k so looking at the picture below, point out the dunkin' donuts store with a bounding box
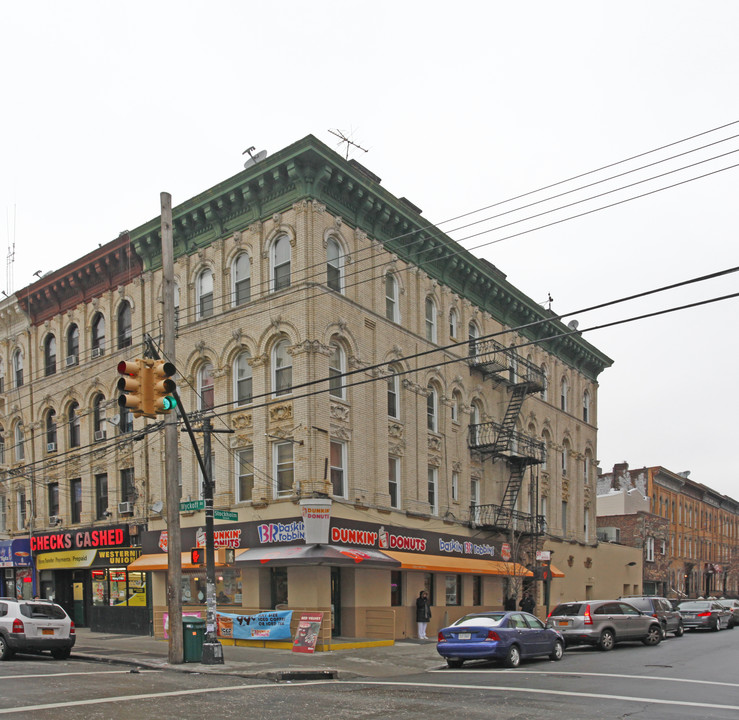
[134,510,533,640]
[31,525,145,634]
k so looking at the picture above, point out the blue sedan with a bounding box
[437,611,565,668]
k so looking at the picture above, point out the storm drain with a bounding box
[273,670,338,682]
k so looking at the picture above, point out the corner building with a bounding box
[0,135,612,638]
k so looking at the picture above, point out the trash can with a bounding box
[182,617,206,663]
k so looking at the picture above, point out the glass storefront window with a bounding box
[91,569,147,607]
[181,569,241,606]
[445,574,462,606]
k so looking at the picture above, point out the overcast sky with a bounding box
[2,2,738,498]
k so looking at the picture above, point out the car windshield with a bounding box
[452,613,505,627]
[624,598,650,611]
[550,603,582,617]
[678,602,710,611]
[20,603,67,620]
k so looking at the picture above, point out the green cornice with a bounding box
[128,134,613,379]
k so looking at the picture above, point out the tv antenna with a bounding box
[328,129,369,160]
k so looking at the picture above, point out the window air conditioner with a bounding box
[118,501,134,515]
[66,355,78,367]
[46,442,57,453]
[48,515,60,526]
[91,347,104,358]
[94,429,106,441]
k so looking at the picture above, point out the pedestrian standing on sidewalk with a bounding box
[520,591,535,614]
[416,590,432,639]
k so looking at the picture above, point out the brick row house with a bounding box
[0,135,614,637]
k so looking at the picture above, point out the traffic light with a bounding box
[117,359,151,418]
[152,360,177,414]
[190,547,205,565]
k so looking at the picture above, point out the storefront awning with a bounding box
[383,551,534,577]
[234,544,400,568]
[549,564,565,578]
[127,552,231,572]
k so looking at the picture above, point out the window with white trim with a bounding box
[197,269,214,319]
[329,343,345,399]
[449,308,458,339]
[330,440,346,498]
[274,441,294,497]
[425,297,437,343]
[388,457,400,509]
[272,339,292,397]
[236,446,254,502]
[199,363,215,411]
[272,235,291,291]
[385,273,399,322]
[387,368,399,419]
[232,253,251,306]
[326,237,343,292]
[234,353,252,406]
[427,466,438,515]
[426,385,438,432]
[646,536,655,562]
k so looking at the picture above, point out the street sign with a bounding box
[214,510,237,521]
[180,500,205,512]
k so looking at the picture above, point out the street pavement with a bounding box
[71,628,443,680]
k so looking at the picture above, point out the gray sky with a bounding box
[2,1,738,497]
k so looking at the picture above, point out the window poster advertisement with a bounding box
[292,612,324,654]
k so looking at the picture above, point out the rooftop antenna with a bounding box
[539,293,553,310]
[328,128,369,160]
[242,146,268,169]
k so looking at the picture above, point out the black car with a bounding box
[619,596,684,638]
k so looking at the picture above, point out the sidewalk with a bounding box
[71,628,442,680]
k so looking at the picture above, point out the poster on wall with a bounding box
[292,612,324,654]
[216,610,293,640]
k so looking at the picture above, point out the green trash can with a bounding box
[182,617,206,663]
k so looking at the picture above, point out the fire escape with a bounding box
[467,337,546,533]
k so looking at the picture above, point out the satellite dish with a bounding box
[567,320,579,331]
[244,149,268,169]
[150,501,164,514]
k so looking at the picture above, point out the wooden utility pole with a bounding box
[161,192,183,664]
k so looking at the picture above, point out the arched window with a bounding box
[387,367,399,419]
[540,364,548,401]
[45,409,57,450]
[66,324,79,366]
[234,353,252,406]
[449,308,459,339]
[426,384,438,432]
[469,400,482,445]
[385,273,399,322]
[14,422,24,462]
[199,363,215,411]
[232,254,251,306]
[271,235,291,291]
[91,313,105,356]
[326,237,343,293]
[583,390,591,423]
[451,390,462,423]
[44,335,56,376]
[541,430,551,471]
[561,440,569,476]
[0,358,4,393]
[12,349,23,388]
[68,402,81,448]
[119,407,133,434]
[197,268,214,319]
[272,339,292,396]
[0,424,4,464]
[425,297,437,343]
[560,376,569,412]
[328,342,345,399]
[117,301,132,349]
[92,394,106,439]
[468,322,479,357]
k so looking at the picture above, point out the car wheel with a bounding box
[504,644,521,668]
[642,624,662,646]
[674,622,684,637]
[712,618,721,632]
[728,618,735,630]
[0,635,14,661]
[597,629,615,651]
[51,648,71,660]
[550,640,564,661]
[660,623,667,640]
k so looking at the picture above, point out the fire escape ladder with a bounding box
[494,460,527,528]
[493,384,529,453]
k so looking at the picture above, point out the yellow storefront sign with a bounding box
[36,549,98,570]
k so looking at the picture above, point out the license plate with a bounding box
[558,620,569,626]
[458,632,471,640]
[41,628,54,636]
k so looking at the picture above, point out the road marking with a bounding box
[0,670,160,681]
[429,668,739,689]
[1,678,739,714]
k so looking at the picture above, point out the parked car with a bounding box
[715,599,739,628]
[619,596,684,637]
[546,600,662,650]
[677,600,732,631]
[0,598,76,660]
[437,611,565,668]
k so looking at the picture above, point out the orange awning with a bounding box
[383,551,533,577]
[549,564,565,578]
[127,552,232,572]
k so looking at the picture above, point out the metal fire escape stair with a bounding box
[492,384,529,454]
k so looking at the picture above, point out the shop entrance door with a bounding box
[331,567,341,637]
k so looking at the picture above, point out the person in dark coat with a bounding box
[519,591,536,614]
[504,595,516,611]
[416,590,432,639]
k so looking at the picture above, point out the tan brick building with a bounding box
[1,135,614,637]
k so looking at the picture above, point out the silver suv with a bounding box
[0,598,76,660]
[546,600,662,650]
